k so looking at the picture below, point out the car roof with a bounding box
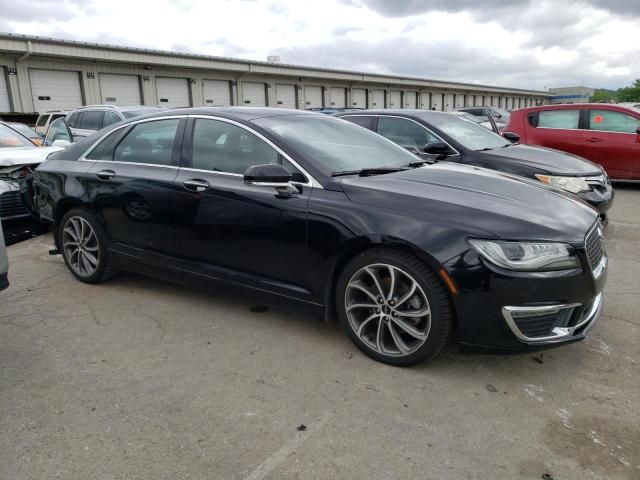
[514,103,640,113]
[146,106,318,122]
[335,108,457,121]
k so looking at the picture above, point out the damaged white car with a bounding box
[0,123,62,221]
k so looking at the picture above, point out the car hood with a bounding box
[479,144,602,175]
[339,162,598,244]
[0,146,63,167]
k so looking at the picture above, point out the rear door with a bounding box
[84,117,185,262]
[528,108,586,159]
[172,116,312,299]
[584,108,640,179]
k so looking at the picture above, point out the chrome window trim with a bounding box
[502,292,603,344]
[79,114,323,189]
[341,113,461,156]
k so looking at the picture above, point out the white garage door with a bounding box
[388,91,402,108]
[304,86,323,108]
[329,87,346,108]
[203,80,232,106]
[242,82,267,106]
[443,93,454,111]
[30,69,83,112]
[156,77,190,108]
[275,84,296,109]
[99,74,141,106]
[0,69,10,112]
[431,93,443,111]
[405,91,417,109]
[351,88,366,108]
[370,89,385,108]
[420,92,432,109]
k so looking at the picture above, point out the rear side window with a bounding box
[79,111,105,131]
[588,109,640,133]
[342,116,374,130]
[537,110,580,129]
[113,119,180,166]
[36,115,49,127]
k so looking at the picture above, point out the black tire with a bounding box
[336,248,453,366]
[58,208,118,284]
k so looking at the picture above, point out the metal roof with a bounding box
[0,32,549,96]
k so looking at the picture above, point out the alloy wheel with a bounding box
[345,263,431,357]
[62,216,100,277]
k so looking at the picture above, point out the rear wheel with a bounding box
[336,248,453,366]
[59,208,117,283]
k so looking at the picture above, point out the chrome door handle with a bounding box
[96,169,116,180]
[586,137,603,143]
[183,179,210,192]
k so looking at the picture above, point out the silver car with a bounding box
[1,220,8,291]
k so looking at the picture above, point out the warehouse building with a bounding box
[0,33,549,122]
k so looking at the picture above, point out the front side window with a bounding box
[377,117,441,151]
[79,111,105,131]
[191,119,285,175]
[537,110,580,129]
[588,109,640,133]
[43,118,72,146]
[113,119,180,166]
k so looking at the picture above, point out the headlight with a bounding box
[534,174,589,193]
[469,239,580,271]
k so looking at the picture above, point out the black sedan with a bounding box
[335,110,614,220]
[34,108,607,366]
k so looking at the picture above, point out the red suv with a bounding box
[504,103,640,180]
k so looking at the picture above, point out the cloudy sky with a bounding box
[1,0,638,90]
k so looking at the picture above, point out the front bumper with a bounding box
[446,236,607,353]
[576,181,614,215]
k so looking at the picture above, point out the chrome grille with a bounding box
[0,190,29,220]
[585,222,604,271]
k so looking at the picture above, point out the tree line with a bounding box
[591,79,640,103]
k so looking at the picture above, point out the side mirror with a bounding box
[244,164,297,194]
[52,139,71,148]
[423,142,450,155]
[503,132,520,143]
[636,126,640,134]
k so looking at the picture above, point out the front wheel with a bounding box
[336,248,453,366]
[58,208,117,284]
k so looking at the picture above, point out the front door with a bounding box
[173,117,312,300]
[84,117,185,258]
[584,108,640,179]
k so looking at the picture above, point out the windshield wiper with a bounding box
[475,147,495,152]
[331,167,409,177]
[402,159,434,168]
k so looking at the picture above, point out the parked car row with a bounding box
[30,106,608,366]
[335,109,613,220]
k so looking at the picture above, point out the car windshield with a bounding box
[8,123,38,138]
[252,114,419,174]
[0,123,36,148]
[122,108,165,119]
[421,113,510,151]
